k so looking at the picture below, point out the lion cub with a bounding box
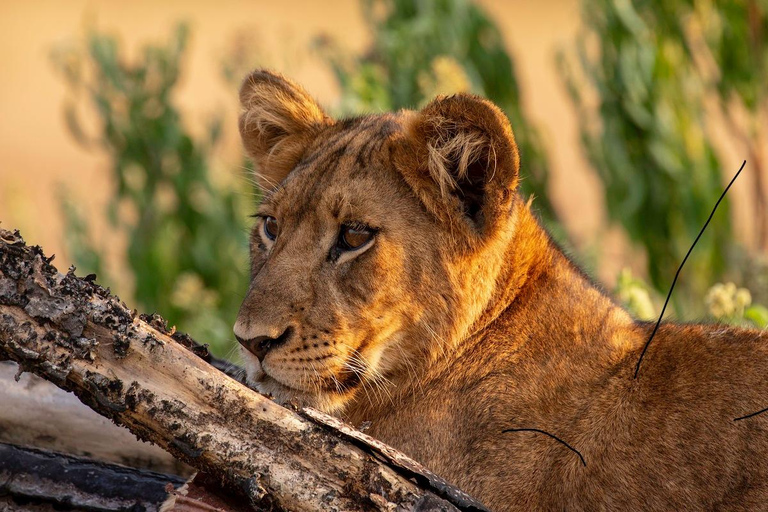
[233,70,768,511]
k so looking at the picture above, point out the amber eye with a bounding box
[338,224,375,251]
[263,216,279,241]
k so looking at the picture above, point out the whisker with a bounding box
[423,322,450,360]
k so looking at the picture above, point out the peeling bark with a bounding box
[0,228,488,512]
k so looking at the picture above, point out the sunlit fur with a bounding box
[234,70,768,510]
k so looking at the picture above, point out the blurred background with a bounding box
[1,0,766,357]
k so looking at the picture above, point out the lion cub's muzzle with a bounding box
[235,326,293,362]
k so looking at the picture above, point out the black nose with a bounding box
[236,327,293,362]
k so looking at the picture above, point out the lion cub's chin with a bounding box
[241,357,348,414]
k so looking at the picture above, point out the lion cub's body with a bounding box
[234,70,768,510]
[345,208,768,510]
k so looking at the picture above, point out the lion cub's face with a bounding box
[236,118,437,412]
[234,71,519,412]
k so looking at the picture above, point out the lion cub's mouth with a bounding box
[239,346,367,412]
[240,354,302,393]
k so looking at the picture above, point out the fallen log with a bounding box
[0,442,185,511]
[0,228,488,512]
[0,360,190,475]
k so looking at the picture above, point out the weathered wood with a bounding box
[0,228,488,512]
[0,361,190,475]
[0,442,185,511]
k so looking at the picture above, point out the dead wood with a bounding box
[0,228,488,512]
[0,442,185,511]
[0,361,190,475]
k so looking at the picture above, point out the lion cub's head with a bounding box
[234,70,521,412]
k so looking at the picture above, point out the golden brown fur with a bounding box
[233,70,768,510]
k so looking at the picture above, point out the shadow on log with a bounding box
[0,442,185,511]
[0,361,190,475]
[0,228,489,512]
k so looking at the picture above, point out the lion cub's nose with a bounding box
[235,326,293,362]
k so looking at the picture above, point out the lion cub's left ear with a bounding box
[239,70,332,190]
[403,94,520,234]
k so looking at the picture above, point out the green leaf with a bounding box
[745,305,768,329]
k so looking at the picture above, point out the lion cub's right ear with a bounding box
[239,70,332,190]
[400,94,520,237]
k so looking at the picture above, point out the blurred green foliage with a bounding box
[316,0,560,231]
[616,267,768,329]
[562,0,768,316]
[52,24,250,356]
[700,0,768,253]
[561,0,730,315]
[614,268,657,321]
[705,281,768,329]
[706,1,768,113]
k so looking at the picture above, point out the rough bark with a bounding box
[0,228,488,512]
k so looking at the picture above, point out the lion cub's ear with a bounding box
[404,94,520,233]
[239,70,332,189]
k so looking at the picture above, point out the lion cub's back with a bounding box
[595,322,768,509]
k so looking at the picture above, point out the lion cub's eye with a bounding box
[263,216,279,241]
[338,224,375,251]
